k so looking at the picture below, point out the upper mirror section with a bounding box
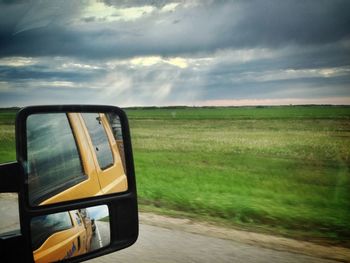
[26,111,127,206]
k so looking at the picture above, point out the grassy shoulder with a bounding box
[98,216,110,222]
[138,204,347,247]
[0,109,16,163]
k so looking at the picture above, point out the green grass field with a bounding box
[0,109,16,163]
[126,106,350,246]
[1,106,349,245]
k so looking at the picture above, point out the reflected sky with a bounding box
[87,205,109,220]
[27,113,85,205]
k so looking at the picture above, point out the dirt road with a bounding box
[88,223,340,263]
[88,213,349,263]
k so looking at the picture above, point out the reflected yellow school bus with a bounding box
[27,112,128,206]
[32,210,93,263]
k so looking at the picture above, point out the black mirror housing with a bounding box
[1,105,138,262]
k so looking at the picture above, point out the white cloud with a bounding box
[166,57,188,68]
[130,56,162,67]
[160,3,180,13]
[31,80,78,88]
[0,57,37,67]
[130,56,188,69]
[61,62,100,70]
[81,2,155,23]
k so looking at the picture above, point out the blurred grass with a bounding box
[98,216,110,222]
[126,106,350,245]
[126,105,350,120]
[1,106,349,245]
[0,110,16,163]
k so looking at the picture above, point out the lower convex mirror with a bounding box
[31,205,110,263]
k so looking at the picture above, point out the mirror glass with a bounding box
[26,111,127,206]
[31,204,110,263]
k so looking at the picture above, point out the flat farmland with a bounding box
[126,106,350,246]
[0,109,16,163]
[1,106,349,246]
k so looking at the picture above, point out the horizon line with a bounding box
[2,103,350,110]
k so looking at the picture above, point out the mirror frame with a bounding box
[15,105,138,262]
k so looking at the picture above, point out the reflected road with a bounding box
[90,221,110,251]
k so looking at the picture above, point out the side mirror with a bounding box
[0,105,138,262]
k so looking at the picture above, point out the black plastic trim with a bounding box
[0,230,26,262]
[0,161,20,192]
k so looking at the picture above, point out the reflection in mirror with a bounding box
[31,205,110,263]
[26,112,127,206]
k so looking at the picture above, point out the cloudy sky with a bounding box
[0,0,349,107]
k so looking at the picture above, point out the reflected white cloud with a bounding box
[87,205,109,220]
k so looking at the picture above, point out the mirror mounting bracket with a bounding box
[0,161,20,193]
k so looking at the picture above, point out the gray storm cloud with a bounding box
[0,0,349,106]
[0,0,349,58]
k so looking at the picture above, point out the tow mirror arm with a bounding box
[0,162,20,193]
[0,161,26,261]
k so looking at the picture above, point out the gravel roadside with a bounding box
[139,212,350,262]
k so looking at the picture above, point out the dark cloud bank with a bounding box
[0,0,349,106]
